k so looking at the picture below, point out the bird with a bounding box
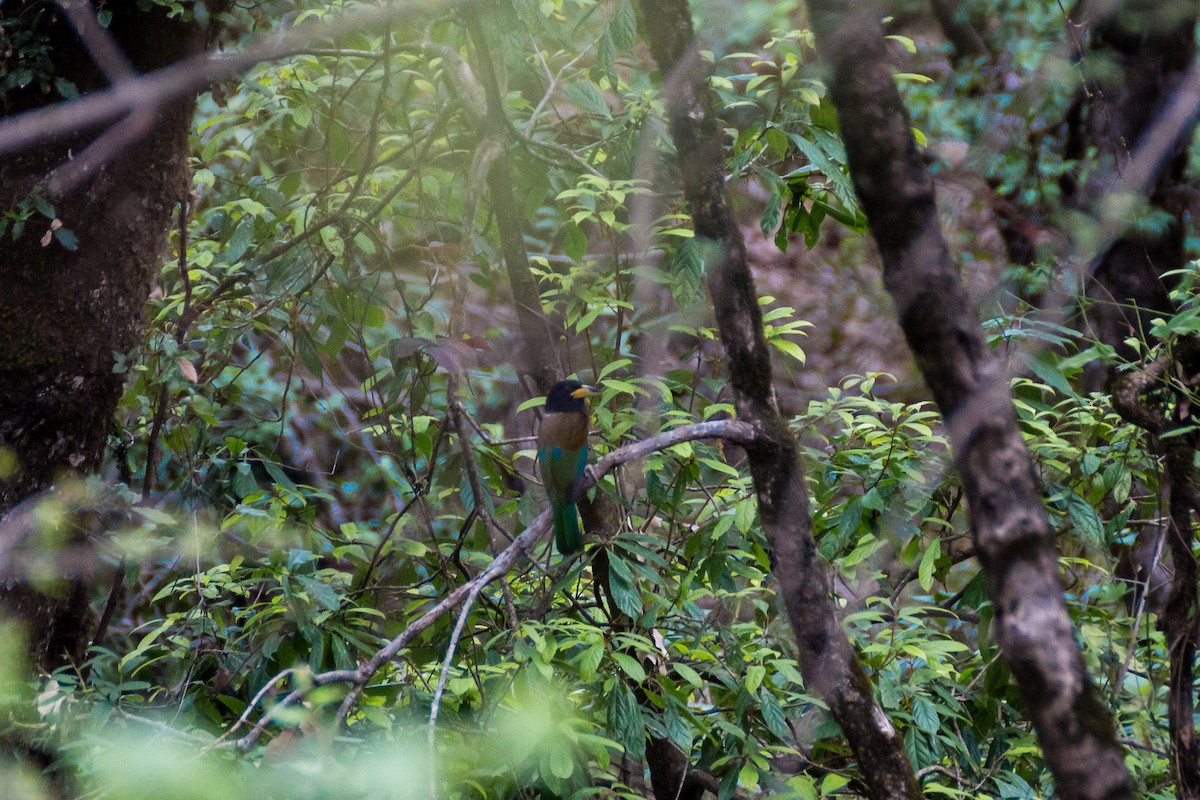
[537,379,600,555]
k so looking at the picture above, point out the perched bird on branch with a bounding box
[537,379,600,555]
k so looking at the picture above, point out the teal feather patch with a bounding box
[538,414,590,555]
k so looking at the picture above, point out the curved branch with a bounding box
[215,419,757,748]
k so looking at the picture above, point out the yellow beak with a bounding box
[571,384,601,399]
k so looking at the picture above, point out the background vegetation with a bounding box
[1,0,1197,798]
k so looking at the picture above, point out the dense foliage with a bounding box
[1,0,1197,798]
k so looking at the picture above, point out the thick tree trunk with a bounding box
[640,2,922,798]
[0,2,215,670]
[805,2,1134,799]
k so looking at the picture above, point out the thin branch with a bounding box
[426,580,486,799]
[0,0,473,156]
[215,419,756,749]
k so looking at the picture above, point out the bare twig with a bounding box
[426,580,486,799]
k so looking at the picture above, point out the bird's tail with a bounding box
[553,502,582,555]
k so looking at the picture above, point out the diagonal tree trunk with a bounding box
[804,2,1133,798]
[639,2,922,797]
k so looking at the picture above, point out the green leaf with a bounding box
[609,0,637,50]
[578,643,604,681]
[362,305,386,328]
[760,691,790,739]
[517,395,545,413]
[295,575,342,612]
[609,683,645,758]
[671,237,705,306]
[745,664,765,693]
[232,461,257,498]
[547,746,574,779]
[760,192,782,237]
[566,81,611,119]
[770,337,807,364]
[734,498,756,534]
[292,103,313,129]
[294,329,323,376]
[821,773,851,794]
[1064,490,1104,542]
[674,663,702,688]
[738,761,759,790]
[837,499,863,539]
[785,775,819,800]
[33,196,55,219]
[563,222,587,262]
[261,458,298,492]
[1112,469,1132,504]
[226,218,253,263]
[607,554,643,617]
[54,226,78,250]
[912,694,939,734]
[320,225,345,257]
[918,538,940,591]
[596,30,616,86]
[612,652,646,683]
[1025,352,1075,396]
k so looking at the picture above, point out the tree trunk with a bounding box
[805,2,1134,798]
[1070,6,1200,792]
[640,2,923,797]
[0,1,216,670]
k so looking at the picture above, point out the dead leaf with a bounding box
[178,358,198,383]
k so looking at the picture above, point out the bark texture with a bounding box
[0,2,215,669]
[805,2,1134,799]
[640,2,922,797]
